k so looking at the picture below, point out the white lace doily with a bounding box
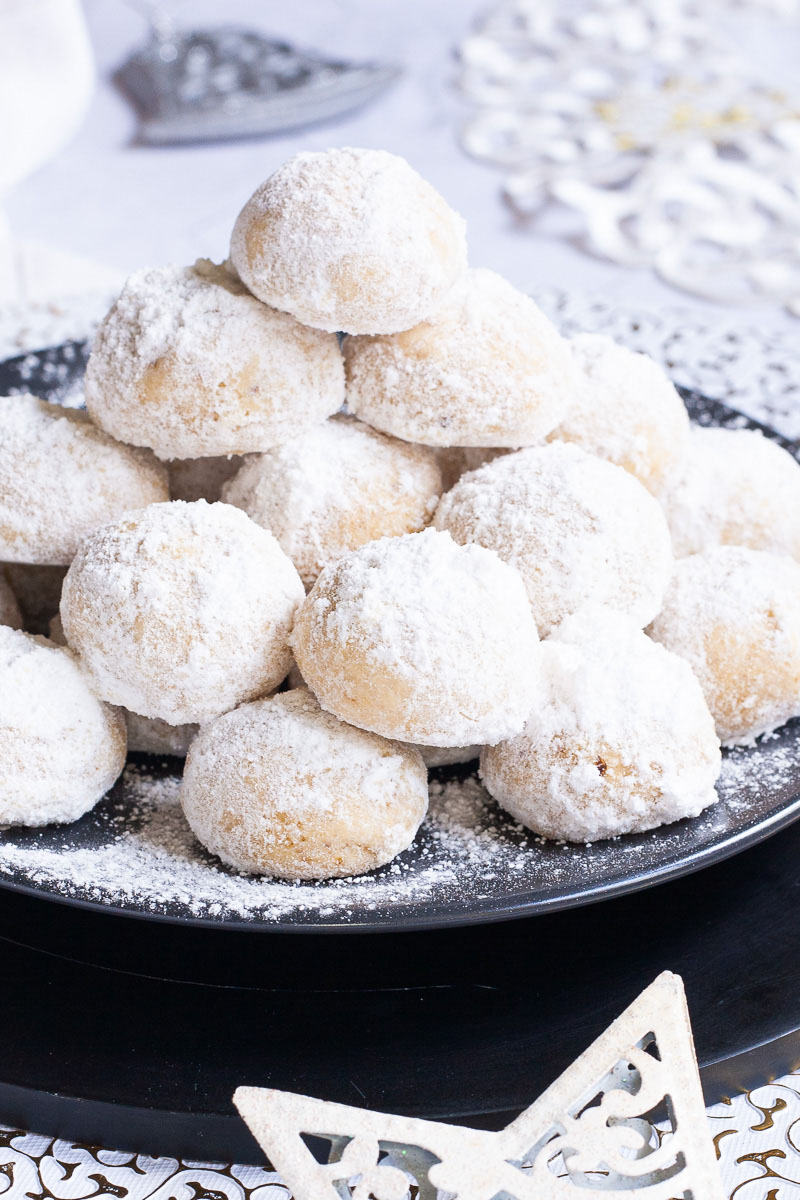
[2,1072,800,1197]
[533,287,800,440]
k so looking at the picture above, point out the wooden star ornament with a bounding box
[234,970,723,1199]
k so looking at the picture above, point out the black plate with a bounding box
[1,346,799,932]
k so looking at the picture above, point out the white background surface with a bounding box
[3,0,797,337]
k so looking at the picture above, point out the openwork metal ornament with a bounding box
[234,971,722,1199]
[458,0,800,314]
[115,26,400,145]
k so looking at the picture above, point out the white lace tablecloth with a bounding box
[1,290,800,1198]
[4,1076,800,1198]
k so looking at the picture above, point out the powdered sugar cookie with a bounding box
[0,394,168,564]
[222,416,443,588]
[435,441,673,635]
[345,269,577,447]
[61,501,304,725]
[481,607,720,843]
[230,147,467,335]
[291,528,540,746]
[661,426,800,559]
[181,688,428,879]
[548,334,690,494]
[648,546,800,746]
[85,260,344,460]
[0,625,127,826]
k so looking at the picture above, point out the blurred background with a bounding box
[2,0,799,355]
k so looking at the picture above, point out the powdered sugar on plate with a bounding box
[1,718,798,929]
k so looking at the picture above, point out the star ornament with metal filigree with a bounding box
[233,971,723,1199]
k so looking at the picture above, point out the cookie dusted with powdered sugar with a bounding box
[0,394,168,565]
[85,260,344,460]
[548,333,690,495]
[649,546,800,746]
[661,426,800,559]
[481,607,721,843]
[435,441,673,636]
[60,501,304,726]
[345,269,578,447]
[0,626,127,826]
[181,688,428,879]
[291,528,540,747]
[222,416,443,588]
[230,148,467,335]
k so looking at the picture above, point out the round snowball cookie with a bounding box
[0,626,127,826]
[344,269,578,447]
[181,688,429,880]
[169,454,243,503]
[85,259,344,461]
[548,334,690,495]
[60,500,304,725]
[481,607,720,843]
[0,394,168,565]
[661,426,800,559]
[435,441,673,636]
[230,147,467,335]
[0,568,22,629]
[648,546,800,746]
[291,528,540,747]
[222,416,443,588]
